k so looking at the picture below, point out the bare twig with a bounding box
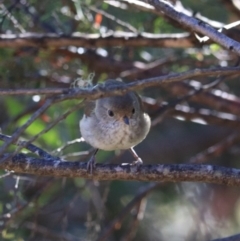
[0,2,25,33]
[120,198,147,241]
[0,98,53,160]
[151,77,224,126]
[166,80,240,116]
[53,137,85,153]
[168,104,240,128]
[1,101,84,163]
[117,0,224,29]
[0,177,53,230]
[0,88,69,96]
[190,133,240,163]
[24,222,79,241]
[89,6,138,33]
[0,133,55,160]
[97,183,159,241]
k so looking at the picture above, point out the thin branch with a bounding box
[88,6,138,33]
[24,222,78,241]
[0,67,239,99]
[120,198,147,241]
[150,76,224,116]
[0,88,70,95]
[147,0,240,55]
[168,104,240,128]
[0,98,53,159]
[0,2,26,33]
[190,133,240,163]
[166,80,240,116]
[2,153,240,186]
[53,137,85,153]
[1,103,40,130]
[0,32,196,48]
[0,133,55,160]
[118,0,224,29]
[1,101,84,163]
[97,183,158,241]
[0,177,54,229]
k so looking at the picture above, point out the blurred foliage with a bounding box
[0,0,240,241]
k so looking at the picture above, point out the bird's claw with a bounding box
[133,157,143,166]
[132,157,143,171]
[87,156,96,174]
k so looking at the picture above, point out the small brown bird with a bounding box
[80,80,151,172]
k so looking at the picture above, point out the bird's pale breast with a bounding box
[80,114,150,151]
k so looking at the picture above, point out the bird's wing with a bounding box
[84,100,96,117]
[135,92,144,111]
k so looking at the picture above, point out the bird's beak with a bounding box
[123,116,129,125]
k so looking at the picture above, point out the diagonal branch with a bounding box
[147,0,240,55]
[119,0,224,29]
[0,98,53,159]
[97,183,159,241]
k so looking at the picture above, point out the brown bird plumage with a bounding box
[80,80,151,172]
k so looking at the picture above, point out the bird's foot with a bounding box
[132,157,143,166]
[87,155,96,174]
[129,147,143,170]
[132,157,143,172]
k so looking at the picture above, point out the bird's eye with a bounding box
[132,108,135,114]
[108,110,114,117]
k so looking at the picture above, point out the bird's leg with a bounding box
[87,148,99,174]
[129,147,143,166]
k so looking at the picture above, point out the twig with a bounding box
[151,77,224,126]
[53,137,85,153]
[190,133,240,163]
[165,79,240,116]
[1,101,84,163]
[0,133,54,160]
[118,0,224,29]
[97,183,159,241]
[0,177,53,230]
[0,2,25,33]
[121,198,147,241]
[0,171,13,179]
[24,222,79,241]
[168,104,240,128]
[61,151,91,159]
[0,98,53,160]
[0,88,69,95]
[1,103,40,130]
[89,6,138,33]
